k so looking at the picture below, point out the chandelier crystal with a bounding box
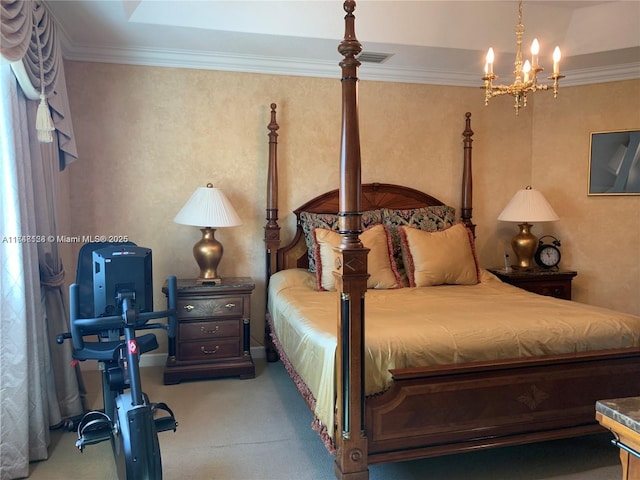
[482,0,564,115]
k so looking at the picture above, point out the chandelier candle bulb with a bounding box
[486,48,494,75]
[523,61,531,83]
[531,38,539,68]
[553,47,561,74]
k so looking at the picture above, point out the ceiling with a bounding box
[46,0,640,87]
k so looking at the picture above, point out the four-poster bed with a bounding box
[263,2,640,479]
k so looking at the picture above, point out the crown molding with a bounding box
[60,40,639,88]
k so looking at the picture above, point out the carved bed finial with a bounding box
[338,1,362,68]
[464,112,473,136]
[344,0,355,14]
[269,103,279,134]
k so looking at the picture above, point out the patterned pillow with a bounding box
[313,224,401,291]
[399,223,480,287]
[299,209,383,272]
[382,206,457,283]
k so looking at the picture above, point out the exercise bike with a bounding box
[57,244,178,480]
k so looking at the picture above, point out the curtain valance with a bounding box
[0,0,32,61]
[1,0,77,168]
[21,1,60,99]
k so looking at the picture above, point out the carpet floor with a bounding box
[27,358,622,480]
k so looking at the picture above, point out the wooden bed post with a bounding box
[461,112,475,236]
[265,103,280,362]
[265,103,280,276]
[333,2,369,479]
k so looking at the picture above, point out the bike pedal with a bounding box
[76,428,113,451]
[154,416,178,433]
[152,402,178,433]
[75,411,113,451]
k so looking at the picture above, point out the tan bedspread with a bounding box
[267,268,640,440]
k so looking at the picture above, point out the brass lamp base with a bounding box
[511,222,537,269]
[193,227,223,284]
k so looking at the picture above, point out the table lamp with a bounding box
[498,186,559,269]
[174,183,242,284]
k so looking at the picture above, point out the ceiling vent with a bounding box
[358,51,393,64]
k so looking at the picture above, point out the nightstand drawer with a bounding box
[179,319,240,340]
[179,338,241,361]
[177,296,245,319]
[522,282,570,299]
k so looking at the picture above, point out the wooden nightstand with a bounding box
[487,268,577,300]
[163,277,255,384]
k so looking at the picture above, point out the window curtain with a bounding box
[1,1,83,477]
[0,61,49,480]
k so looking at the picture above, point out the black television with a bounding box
[92,245,153,317]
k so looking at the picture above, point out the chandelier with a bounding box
[482,0,564,115]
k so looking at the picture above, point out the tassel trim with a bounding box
[36,93,54,143]
[33,5,54,144]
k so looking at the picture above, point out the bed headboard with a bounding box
[264,105,475,275]
[295,182,444,213]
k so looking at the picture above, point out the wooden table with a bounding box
[596,397,640,480]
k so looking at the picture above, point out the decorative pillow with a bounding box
[300,209,383,272]
[399,223,480,287]
[382,206,457,283]
[312,224,401,291]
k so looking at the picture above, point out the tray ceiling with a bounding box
[46,0,640,86]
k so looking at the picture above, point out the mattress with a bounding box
[267,268,640,441]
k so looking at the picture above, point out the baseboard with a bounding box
[79,346,266,371]
[142,346,266,368]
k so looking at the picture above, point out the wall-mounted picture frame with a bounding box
[588,129,640,195]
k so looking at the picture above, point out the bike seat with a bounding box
[73,333,158,362]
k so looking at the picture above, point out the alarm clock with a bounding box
[534,235,562,269]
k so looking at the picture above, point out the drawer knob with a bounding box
[184,304,195,312]
[201,325,219,335]
[201,345,220,355]
[225,303,236,309]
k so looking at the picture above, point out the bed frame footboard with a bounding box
[366,348,640,464]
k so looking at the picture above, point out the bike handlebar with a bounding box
[58,275,178,352]
[72,308,175,333]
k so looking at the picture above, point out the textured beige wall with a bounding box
[531,80,640,314]
[61,61,639,352]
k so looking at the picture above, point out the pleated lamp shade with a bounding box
[498,186,558,269]
[174,183,241,283]
[498,186,559,223]
[174,183,242,228]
